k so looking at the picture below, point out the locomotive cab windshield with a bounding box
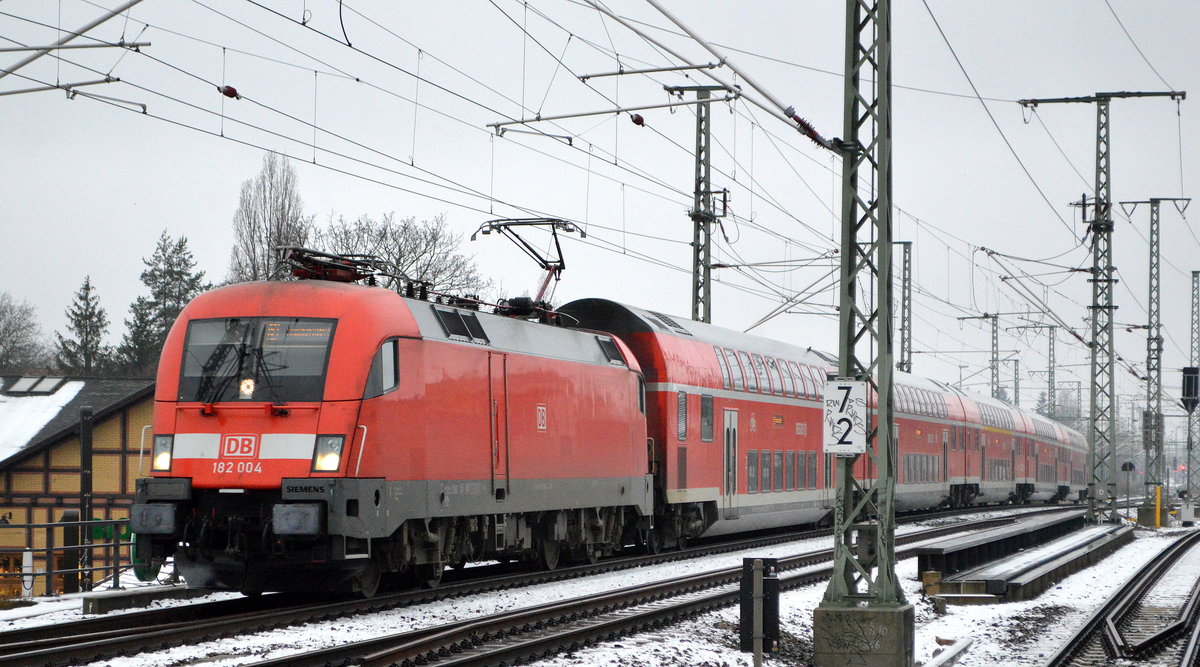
[179,317,336,403]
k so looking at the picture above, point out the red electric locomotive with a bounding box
[132,278,653,595]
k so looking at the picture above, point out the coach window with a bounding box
[723,348,746,391]
[714,346,732,390]
[364,339,399,398]
[773,451,784,491]
[701,395,714,442]
[748,451,759,493]
[765,357,784,396]
[788,361,807,398]
[738,351,759,392]
[806,366,825,399]
[779,359,796,397]
[752,354,771,394]
[677,391,688,441]
[760,450,772,492]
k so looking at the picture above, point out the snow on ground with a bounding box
[2,507,1173,667]
[535,523,1184,667]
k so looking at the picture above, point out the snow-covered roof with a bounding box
[0,376,154,467]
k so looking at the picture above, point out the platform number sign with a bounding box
[823,380,867,456]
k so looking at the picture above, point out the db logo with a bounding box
[221,434,259,458]
[536,405,548,432]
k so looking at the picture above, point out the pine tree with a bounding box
[115,296,158,375]
[142,230,210,343]
[55,276,112,375]
[117,231,211,375]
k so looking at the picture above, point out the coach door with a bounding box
[489,352,509,501]
[722,409,738,519]
[942,429,949,482]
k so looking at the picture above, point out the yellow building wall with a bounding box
[49,439,80,468]
[93,456,123,495]
[11,473,42,494]
[93,418,122,452]
[125,401,154,452]
[48,473,79,495]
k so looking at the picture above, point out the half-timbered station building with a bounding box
[0,375,154,595]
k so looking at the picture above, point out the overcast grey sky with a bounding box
[2,1,1198,423]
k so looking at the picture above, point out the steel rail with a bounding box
[1046,529,1200,666]
[257,517,1029,666]
[0,505,1068,666]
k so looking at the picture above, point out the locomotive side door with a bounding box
[722,409,738,519]
[489,352,509,501]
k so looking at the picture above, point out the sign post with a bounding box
[1181,367,1198,525]
[823,380,868,456]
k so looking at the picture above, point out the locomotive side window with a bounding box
[432,306,489,345]
[179,317,336,403]
[700,395,714,442]
[738,352,759,392]
[364,339,399,398]
[596,336,626,365]
[637,376,646,413]
[677,391,688,441]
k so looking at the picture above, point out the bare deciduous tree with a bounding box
[316,213,491,294]
[0,292,49,373]
[227,152,315,282]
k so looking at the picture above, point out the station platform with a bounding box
[915,509,1087,576]
[921,517,1133,607]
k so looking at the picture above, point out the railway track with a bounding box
[255,518,1017,666]
[0,504,1065,666]
[1046,529,1200,667]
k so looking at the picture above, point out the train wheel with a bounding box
[355,560,382,598]
[413,562,443,589]
[642,529,661,555]
[584,545,601,565]
[539,539,561,570]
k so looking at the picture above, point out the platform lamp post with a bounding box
[1181,366,1199,525]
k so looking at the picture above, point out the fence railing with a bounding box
[0,518,131,597]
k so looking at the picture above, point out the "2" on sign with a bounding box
[823,380,867,456]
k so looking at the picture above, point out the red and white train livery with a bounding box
[132,276,1085,595]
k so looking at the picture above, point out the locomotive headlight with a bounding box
[312,435,344,472]
[238,378,255,399]
[151,435,174,471]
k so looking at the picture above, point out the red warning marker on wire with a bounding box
[218,85,241,100]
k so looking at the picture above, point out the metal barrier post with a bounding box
[21,550,33,599]
[110,520,122,590]
[45,520,56,595]
[79,407,94,592]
